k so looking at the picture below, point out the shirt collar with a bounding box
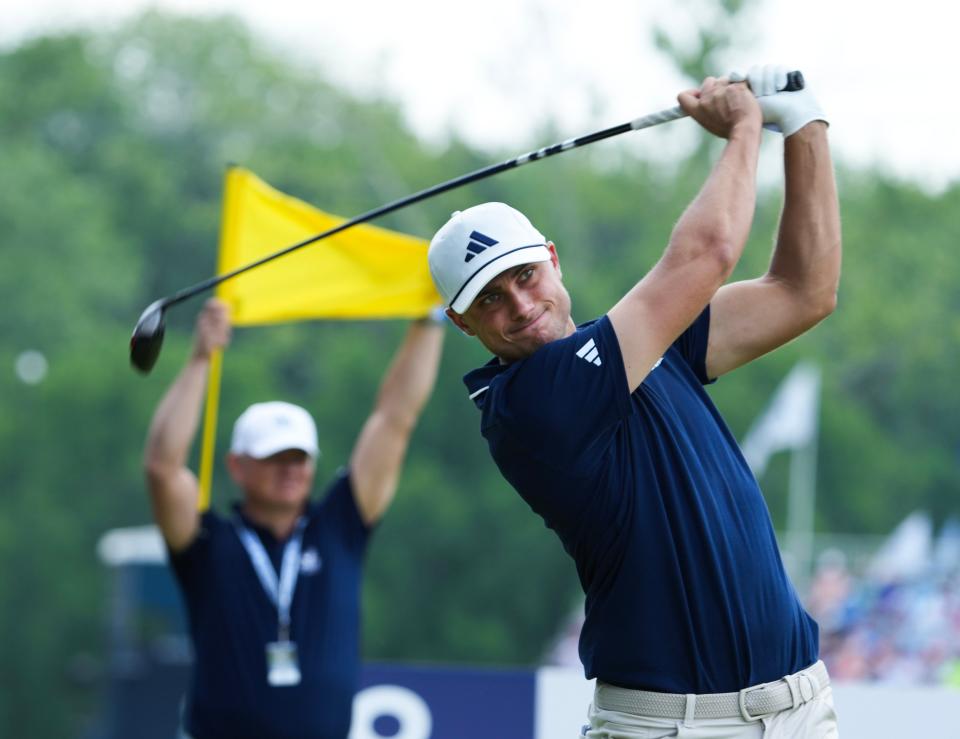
[463,356,510,409]
[231,501,314,544]
[462,318,594,408]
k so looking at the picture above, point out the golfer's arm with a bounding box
[143,357,208,551]
[350,321,444,526]
[609,122,761,391]
[706,123,840,378]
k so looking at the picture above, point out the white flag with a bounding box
[933,517,960,573]
[867,511,933,582]
[741,363,821,476]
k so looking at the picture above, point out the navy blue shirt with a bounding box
[464,310,818,693]
[168,470,370,739]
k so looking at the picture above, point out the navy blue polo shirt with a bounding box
[465,309,818,693]
[168,470,370,739]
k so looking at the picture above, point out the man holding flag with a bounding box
[142,167,445,739]
[144,299,443,739]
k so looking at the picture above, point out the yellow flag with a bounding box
[217,166,440,324]
[198,167,440,510]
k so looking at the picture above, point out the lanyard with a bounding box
[234,515,308,640]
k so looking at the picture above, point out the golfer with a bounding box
[428,65,840,737]
[143,298,444,739]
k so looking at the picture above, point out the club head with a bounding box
[130,300,166,374]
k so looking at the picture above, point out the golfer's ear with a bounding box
[445,308,475,336]
[547,241,562,276]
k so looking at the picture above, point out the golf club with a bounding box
[130,71,804,374]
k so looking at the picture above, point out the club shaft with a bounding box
[150,69,808,311]
[159,105,689,310]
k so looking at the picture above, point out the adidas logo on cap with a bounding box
[464,231,498,263]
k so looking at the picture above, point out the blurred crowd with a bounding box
[807,528,960,686]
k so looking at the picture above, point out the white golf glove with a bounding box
[729,64,828,137]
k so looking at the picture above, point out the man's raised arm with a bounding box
[706,66,840,378]
[143,299,231,551]
[349,318,445,526]
[608,76,763,391]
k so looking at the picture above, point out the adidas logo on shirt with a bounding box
[576,338,602,366]
[464,231,498,263]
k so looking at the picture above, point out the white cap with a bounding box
[229,401,319,459]
[428,202,551,313]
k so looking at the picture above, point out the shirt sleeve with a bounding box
[317,468,371,554]
[166,511,221,594]
[486,316,633,470]
[670,306,714,385]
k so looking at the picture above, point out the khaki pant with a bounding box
[580,683,839,738]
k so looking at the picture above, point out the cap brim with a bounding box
[450,244,552,313]
[245,434,319,460]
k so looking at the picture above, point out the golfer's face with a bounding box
[238,449,315,509]
[457,247,572,362]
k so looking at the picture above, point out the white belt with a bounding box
[595,660,829,722]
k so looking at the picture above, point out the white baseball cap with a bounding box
[229,401,319,459]
[428,202,552,313]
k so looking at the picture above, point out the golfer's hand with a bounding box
[192,298,232,360]
[731,64,828,137]
[678,76,762,140]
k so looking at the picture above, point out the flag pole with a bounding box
[195,170,236,512]
[197,349,223,511]
[784,365,821,595]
